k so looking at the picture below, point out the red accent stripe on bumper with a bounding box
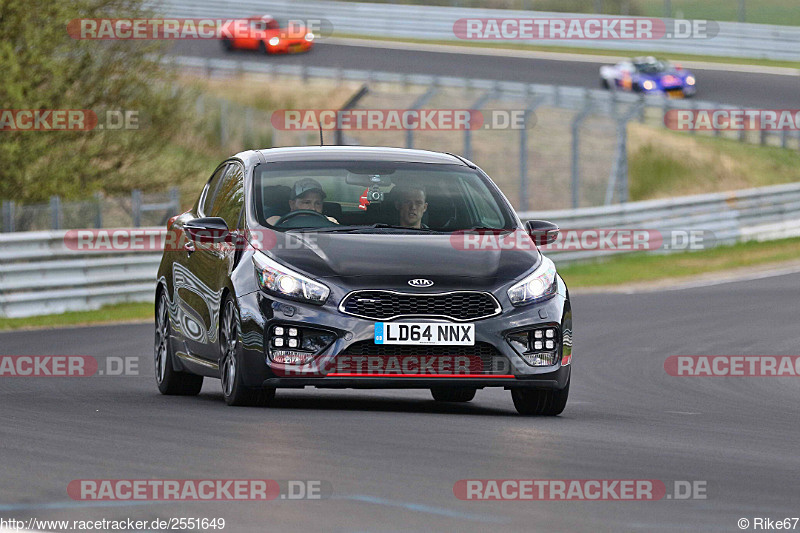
[326,373,515,378]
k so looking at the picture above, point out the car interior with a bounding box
[258,180,473,231]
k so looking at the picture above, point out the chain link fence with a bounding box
[175,58,800,211]
[1,189,180,233]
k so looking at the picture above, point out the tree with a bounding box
[0,0,186,202]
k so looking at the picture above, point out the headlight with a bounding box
[268,36,280,46]
[507,255,558,306]
[686,76,696,86]
[253,251,329,305]
[642,80,655,91]
[305,32,315,42]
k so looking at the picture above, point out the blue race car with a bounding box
[600,56,696,98]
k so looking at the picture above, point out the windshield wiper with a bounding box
[366,223,436,232]
[290,224,438,233]
[461,226,514,233]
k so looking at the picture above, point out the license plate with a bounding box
[374,322,475,345]
[667,91,684,99]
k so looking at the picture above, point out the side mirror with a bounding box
[184,217,230,243]
[525,220,559,246]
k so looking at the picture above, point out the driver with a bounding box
[393,185,428,229]
[267,178,338,225]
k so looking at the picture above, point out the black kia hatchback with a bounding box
[154,146,572,415]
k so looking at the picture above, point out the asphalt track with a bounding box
[168,39,800,108]
[1,272,799,532]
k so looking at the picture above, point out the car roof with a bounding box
[253,146,471,166]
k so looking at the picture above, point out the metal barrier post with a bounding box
[132,189,142,228]
[169,188,181,215]
[2,200,14,233]
[406,84,439,149]
[464,87,496,160]
[50,196,61,230]
[519,93,544,212]
[335,83,370,146]
[606,102,644,205]
[94,192,103,228]
[571,99,593,209]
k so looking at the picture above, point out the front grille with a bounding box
[339,290,500,321]
[338,341,507,374]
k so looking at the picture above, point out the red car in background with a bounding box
[221,15,314,55]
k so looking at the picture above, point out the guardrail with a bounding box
[519,181,800,264]
[3,182,800,318]
[0,230,162,318]
[155,0,800,61]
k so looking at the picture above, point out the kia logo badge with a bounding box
[408,278,434,288]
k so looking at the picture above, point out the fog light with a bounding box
[522,353,558,366]
[507,325,561,367]
[268,324,337,364]
[271,351,315,365]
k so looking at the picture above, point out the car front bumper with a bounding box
[236,278,573,391]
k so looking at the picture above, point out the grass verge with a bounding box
[559,236,800,287]
[628,124,800,200]
[0,302,153,332]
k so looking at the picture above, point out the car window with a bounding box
[208,163,245,230]
[199,164,228,216]
[462,179,504,228]
[253,161,514,232]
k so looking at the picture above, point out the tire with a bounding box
[258,41,268,55]
[601,78,610,90]
[154,291,203,396]
[511,379,569,416]
[219,296,275,407]
[221,38,233,52]
[430,388,476,403]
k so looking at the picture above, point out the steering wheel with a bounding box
[274,209,335,228]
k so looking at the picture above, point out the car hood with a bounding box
[261,231,541,289]
[642,69,687,80]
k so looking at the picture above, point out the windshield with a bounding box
[634,59,669,74]
[253,161,515,233]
